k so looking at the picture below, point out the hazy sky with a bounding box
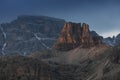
[0,0,120,38]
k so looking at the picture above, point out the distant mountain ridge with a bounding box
[103,34,120,46]
[0,15,65,55]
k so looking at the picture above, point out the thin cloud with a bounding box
[100,30,120,38]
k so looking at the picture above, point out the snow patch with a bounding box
[0,26,7,55]
[33,33,52,49]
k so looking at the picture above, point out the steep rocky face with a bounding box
[81,23,94,47]
[54,22,102,51]
[0,15,65,55]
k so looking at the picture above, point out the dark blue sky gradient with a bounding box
[0,0,120,37]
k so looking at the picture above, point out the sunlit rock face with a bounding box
[0,15,65,55]
[54,22,103,51]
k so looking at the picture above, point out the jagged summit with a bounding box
[54,22,103,51]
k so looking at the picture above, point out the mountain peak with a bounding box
[54,22,103,51]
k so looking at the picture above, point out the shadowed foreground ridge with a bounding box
[54,22,103,51]
[0,45,120,80]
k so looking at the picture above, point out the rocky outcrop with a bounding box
[54,22,102,51]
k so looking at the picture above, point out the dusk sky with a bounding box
[0,0,120,38]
